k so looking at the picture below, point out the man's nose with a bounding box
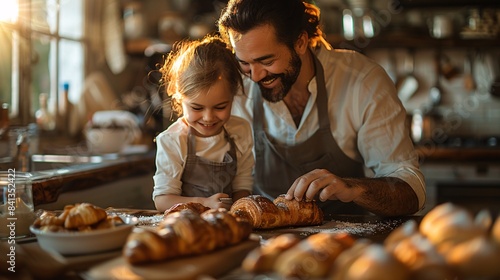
[249,64,266,83]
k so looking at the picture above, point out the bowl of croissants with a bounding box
[30,203,137,255]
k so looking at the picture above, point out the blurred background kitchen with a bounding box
[0,0,499,214]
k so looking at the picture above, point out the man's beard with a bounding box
[259,51,301,103]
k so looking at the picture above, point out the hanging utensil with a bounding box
[491,76,500,98]
[472,50,493,94]
[491,56,500,98]
[429,51,443,108]
[439,53,459,80]
[387,50,397,84]
[463,50,476,93]
[396,49,419,103]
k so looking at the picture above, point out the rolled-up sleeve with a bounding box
[152,130,185,200]
[353,60,426,210]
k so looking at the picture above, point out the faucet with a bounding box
[14,132,31,172]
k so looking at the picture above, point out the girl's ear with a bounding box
[294,31,309,55]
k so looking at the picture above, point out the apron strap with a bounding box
[187,126,197,156]
[312,53,330,130]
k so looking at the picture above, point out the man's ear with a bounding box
[294,31,309,55]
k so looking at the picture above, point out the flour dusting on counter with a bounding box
[316,219,403,236]
[255,218,407,241]
[136,214,164,228]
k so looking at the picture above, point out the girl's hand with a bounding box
[206,193,232,210]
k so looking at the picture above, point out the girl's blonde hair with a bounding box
[160,35,244,116]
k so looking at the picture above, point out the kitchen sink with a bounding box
[30,154,120,172]
[27,149,155,207]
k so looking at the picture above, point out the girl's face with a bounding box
[181,77,233,137]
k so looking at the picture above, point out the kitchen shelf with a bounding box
[327,33,500,50]
[398,0,500,8]
[416,146,500,162]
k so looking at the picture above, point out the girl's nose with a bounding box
[203,110,215,121]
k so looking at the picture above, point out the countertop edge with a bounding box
[32,151,156,206]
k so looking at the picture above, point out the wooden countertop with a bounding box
[13,212,421,279]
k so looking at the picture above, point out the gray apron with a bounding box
[180,127,237,197]
[252,53,367,215]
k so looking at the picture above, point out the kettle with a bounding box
[411,110,438,145]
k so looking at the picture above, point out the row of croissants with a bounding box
[242,202,500,279]
[123,194,323,264]
[122,195,500,280]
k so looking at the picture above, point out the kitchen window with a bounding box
[0,0,85,126]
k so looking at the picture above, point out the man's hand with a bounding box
[285,169,419,216]
[285,169,362,203]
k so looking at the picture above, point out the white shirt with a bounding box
[231,47,426,209]
[152,116,254,199]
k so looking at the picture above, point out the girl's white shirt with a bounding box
[153,115,254,199]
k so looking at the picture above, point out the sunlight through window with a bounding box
[0,0,18,23]
[1,0,84,126]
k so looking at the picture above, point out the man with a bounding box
[217,0,425,216]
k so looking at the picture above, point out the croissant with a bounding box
[33,211,67,228]
[201,208,251,247]
[164,202,210,216]
[123,208,252,264]
[230,195,323,229]
[274,232,355,278]
[32,203,109,232]
[122,227,179,263]
[242,233,301,273]
[63,203,108,229]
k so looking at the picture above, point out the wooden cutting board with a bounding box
[84,238,260,280]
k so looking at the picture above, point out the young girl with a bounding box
[153,36,254,212]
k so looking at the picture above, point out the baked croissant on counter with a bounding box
[32,203,119,232]
[242,232,355,278]
[230,194,324,229]
[242,233,301,273]
[123,208,252,264]
[63,203,108,229]
[164,201,210,216]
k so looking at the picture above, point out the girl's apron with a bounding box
[180,127,237,197]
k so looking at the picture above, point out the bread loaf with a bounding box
[123,208,252,264]
[230,195,323,229]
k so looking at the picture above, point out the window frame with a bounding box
[2,0,87,126]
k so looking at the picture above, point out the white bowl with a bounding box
[85,128,134,154]
[30,215,138,255]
